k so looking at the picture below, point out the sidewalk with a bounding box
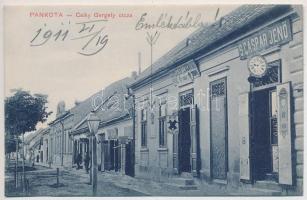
[36,163,285,196]
[68,169,233,196]
[70,168,287,196]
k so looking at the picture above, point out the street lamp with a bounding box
[86,111,100,196]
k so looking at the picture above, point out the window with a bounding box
[179,89,194,107]
[141,109,147,147]
[251,60,281,90]
[159,104,167,147]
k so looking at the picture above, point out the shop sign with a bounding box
[238,19,292,59]
[277,82,292,185]
[167,111,179,134]
[172,60,200,86]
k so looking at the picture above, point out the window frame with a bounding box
[158,103,167,147]
[141,109,147,148]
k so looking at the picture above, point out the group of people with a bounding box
[75,152,91,173]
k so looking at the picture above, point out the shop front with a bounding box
[131,5,303,194]
[98,122,134,176]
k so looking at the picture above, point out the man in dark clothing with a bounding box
[84,152,91,173]
[76,153,82,169]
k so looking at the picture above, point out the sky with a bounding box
[4,5,238,127]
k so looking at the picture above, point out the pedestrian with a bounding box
[84,152,91,173]
[76,153,82,170]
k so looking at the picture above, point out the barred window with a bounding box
[179,89,194,107]
[141,109,147,147]
[159,104,167,147]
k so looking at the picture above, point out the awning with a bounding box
[124,126,133,139]
[73,133,89,140]
[107,128,118,140]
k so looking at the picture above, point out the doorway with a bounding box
[125,141,134,176]
[251,87,278,181]
[210,77,228,180]
[178,107,191,173]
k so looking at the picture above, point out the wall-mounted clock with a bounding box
[248,55,268,77]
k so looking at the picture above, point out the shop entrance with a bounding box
[178,107,191,172]
[125,141,134,176]
[251,87,278,182]
[109,140,120,171]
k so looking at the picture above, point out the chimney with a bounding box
[75,100,81,106]
[56,101,66,117]
[138,52,141,75]
[131,71,138,80]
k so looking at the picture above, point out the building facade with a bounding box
[71,76,135,176]
[48,102,75,168]
[24,128,50,166]
[130,5,303,194]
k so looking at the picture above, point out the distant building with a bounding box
[129,5,303,194]
[48,107,74,168]
[71,76,135,176]
[24,128,50,166]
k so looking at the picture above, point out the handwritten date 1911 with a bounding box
[30,20,109,56]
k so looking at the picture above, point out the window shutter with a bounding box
[239,92,251,181]
[168,108,179,173]
[190,104,198,176]
[277,82,293,185]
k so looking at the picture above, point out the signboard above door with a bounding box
[238,19,292,60]
[171,60,200,86]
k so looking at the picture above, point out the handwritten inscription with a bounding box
[135,12,207,30]
[30,20,109,56]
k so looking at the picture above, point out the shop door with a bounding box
[114,140,121,172]
[103,141,111,170]
[125,141,134,176]
[109,140,115,170]
[100,142,105,171]
[178,107,191,172]
[251,88,279,181]
[210,77,228,180]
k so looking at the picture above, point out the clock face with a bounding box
[248,56,267,77]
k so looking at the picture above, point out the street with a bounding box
[5,159,287,197]
[5,160,146,197]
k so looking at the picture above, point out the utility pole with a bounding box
[22,133,25,192]
[92,135,97,195]
[145,31,160,110]
[132,93,136,176]
[86,111,100,196]
[60,121,64,166]
[89,137,92,184]
[15,135,18,188]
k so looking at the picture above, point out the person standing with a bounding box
[84,152,91,173]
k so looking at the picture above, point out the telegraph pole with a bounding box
[92,135,97,195]
[15,135,18,188]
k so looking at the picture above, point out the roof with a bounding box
[96,77,133,122]
[130,5,292,89]
[24,127,49,146]
[72,77,133,133]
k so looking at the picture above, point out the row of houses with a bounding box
[27,5,303,195]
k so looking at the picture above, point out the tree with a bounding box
[5,133,16,154]
[5,89,52,190]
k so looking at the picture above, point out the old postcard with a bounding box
[2,1,304,198]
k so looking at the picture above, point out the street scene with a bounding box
[3,4,304,197]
